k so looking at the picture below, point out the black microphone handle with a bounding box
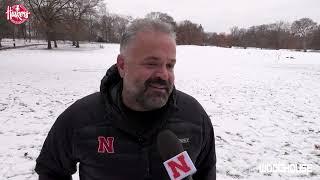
[186,176,193,180]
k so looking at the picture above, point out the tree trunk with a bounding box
[0,39,2,47]
[47,40,52,49]
[24,24,27,40]
[13,26,15,47]
[303,38,307,52]
[47,30,52,49]
[52,31,58,48]
[29,21,31,43]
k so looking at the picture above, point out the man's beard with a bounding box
[134,77,174,110]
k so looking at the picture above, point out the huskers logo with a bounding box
[6,4,31,25]
[97,136,114,153]
[163,151,197,180]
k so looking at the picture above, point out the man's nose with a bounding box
[155,65,169,80]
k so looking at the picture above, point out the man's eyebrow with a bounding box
[143,56,160,61]
[142,56,176,63]
[169,59,176,63]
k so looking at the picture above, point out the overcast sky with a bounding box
[104,0,320,33]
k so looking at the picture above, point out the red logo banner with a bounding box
[6,4,31,25]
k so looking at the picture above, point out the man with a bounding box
[35,18,216,180]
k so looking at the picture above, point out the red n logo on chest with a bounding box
[97,136,114,153]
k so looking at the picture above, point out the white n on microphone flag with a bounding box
[163,151,197,180]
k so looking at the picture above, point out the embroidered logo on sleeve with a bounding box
[179,138,190,144]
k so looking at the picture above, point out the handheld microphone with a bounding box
[157,129,196,180]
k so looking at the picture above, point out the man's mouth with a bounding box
[148,84,168,93]
[149,84,166,89]
[145,77,171,94]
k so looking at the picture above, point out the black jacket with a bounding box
[35,65,216,180]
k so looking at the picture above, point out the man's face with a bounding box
[117,31,176,111]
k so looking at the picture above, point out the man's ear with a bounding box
[117,55,125,78]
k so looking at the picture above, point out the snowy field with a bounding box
[0,39,47,48]
[0,43,319,180]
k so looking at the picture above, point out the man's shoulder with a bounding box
[57,92,106,127]
[70,92,104,111]
[172,89,211,127]
[175,90,205,113]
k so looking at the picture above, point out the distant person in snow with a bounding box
[35,18,216,180]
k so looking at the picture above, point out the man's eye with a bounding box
[167,64,175,69]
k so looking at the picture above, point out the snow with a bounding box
[0,38,46,49]
[0,43,319,179]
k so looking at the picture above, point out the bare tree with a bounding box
[99,13,131,43]
[109,15,130,43]
[24,0,73,49]
[230,22,293,50]
[291,18,317,52]
[208,32,232,47]
[176,20,205,45]
[230,26,241,47]
[269,21,291,49]
[87,5,100,42]
[309,25,320,50]
[0,0,13,47]
[100,13,115,43]
[238,28,248,49]
[64,0,101,48]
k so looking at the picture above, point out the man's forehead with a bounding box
[134,30,175,42]
[125,31,176,52]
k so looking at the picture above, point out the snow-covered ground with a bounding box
[0,43,319,180]
[0,39,46,48]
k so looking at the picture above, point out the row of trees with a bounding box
[209,18,320,51]
[0,0,130,48]
[1,0,319,51]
